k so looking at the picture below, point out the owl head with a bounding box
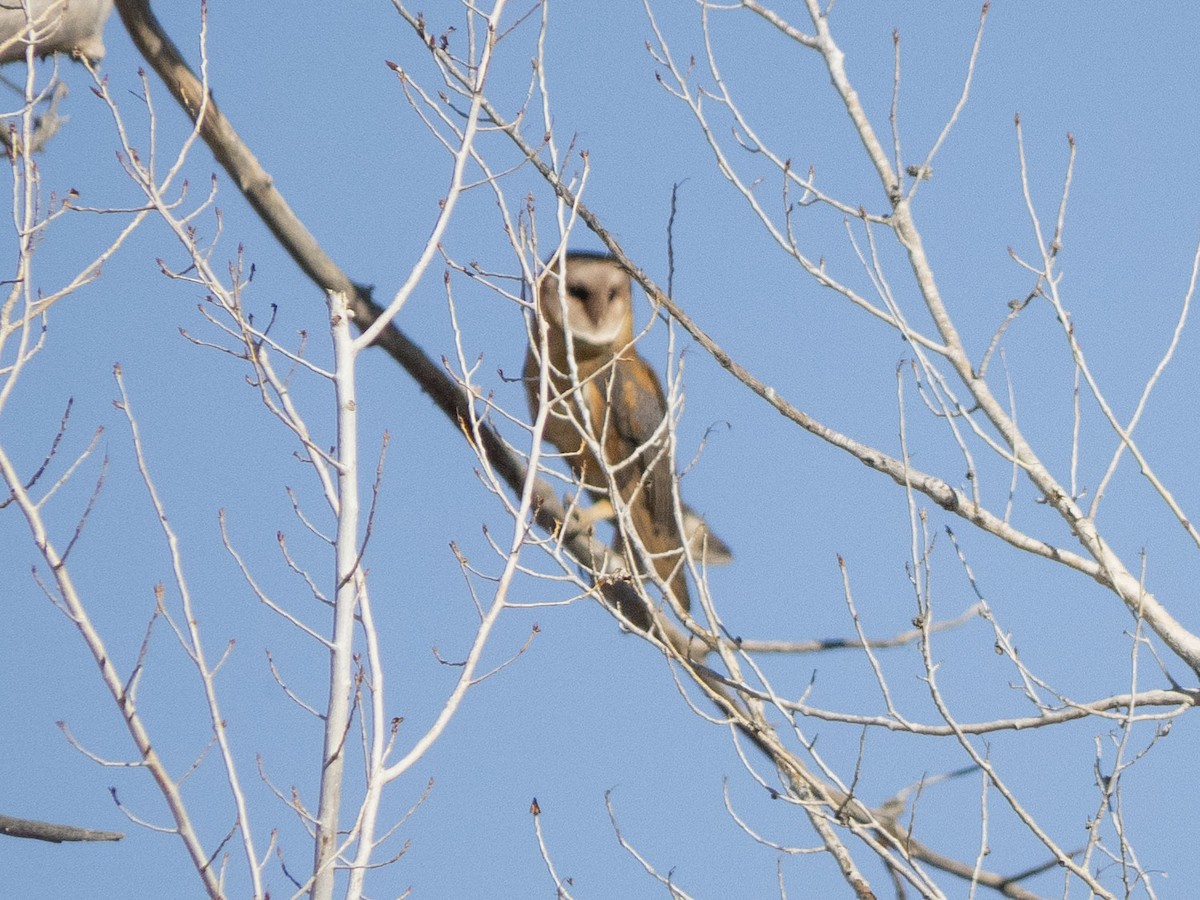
[535,252,634,350]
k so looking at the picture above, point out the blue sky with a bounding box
[2,3,1198,897]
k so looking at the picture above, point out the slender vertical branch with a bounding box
[310,289,361,899]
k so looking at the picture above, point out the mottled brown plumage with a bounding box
[525,253,706,628]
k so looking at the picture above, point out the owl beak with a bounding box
[584,294,608,327]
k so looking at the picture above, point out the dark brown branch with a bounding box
[0,813,123,843]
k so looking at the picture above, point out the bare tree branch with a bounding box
[0,813,123,844]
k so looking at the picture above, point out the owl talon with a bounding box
[560,495,614,536]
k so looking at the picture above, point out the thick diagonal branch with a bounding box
[0,813,123,844]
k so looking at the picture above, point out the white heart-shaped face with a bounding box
[538,254,632,348]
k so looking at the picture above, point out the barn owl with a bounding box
[525,252,728,629]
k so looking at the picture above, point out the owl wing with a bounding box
[602,352,692,613]
[605,353,676,527]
